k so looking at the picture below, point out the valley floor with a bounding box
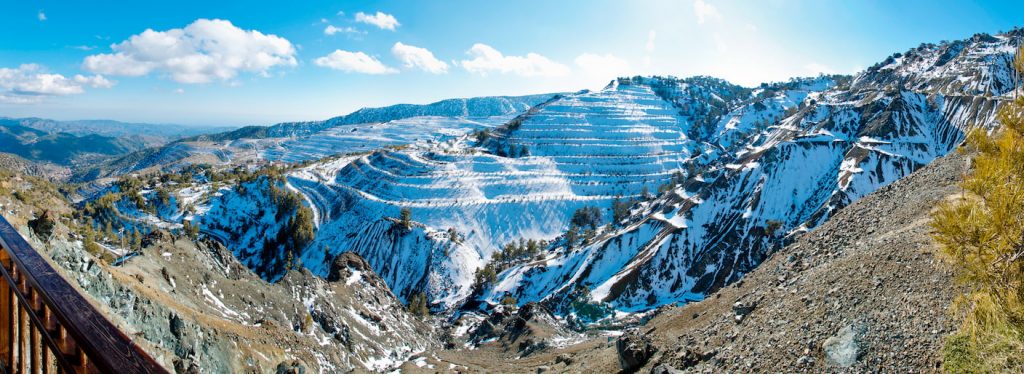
[415,151,968,373]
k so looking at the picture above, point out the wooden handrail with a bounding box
[0,215,166,373]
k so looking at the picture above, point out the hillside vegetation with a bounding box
[931,48,1024,372]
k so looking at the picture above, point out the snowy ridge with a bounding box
[482,33,1017,313]
[275,77,771,307]
[191,30,1022,315]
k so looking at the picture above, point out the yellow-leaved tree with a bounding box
[931,46,1024,373]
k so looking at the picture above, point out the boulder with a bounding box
[617,329,657,372]
[823,323,866,367]
[326,252,383,287]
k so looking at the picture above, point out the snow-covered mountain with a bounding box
[74,94,554,181]
[190,30,1020,316]
[481,32,1015,314]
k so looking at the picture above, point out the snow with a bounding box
[201,284,241,318]
[346,270,363,286]
[180,31,1019,317]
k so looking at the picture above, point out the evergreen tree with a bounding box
[82,225,101,255]
[104,221,114,241]
[475,263,497,287]
[399,208,413,230]
[571,206,602,230]
[157,188,171,207]
[131,228,142,250]
[447,227,460,243]
[182,220,200,240]
[566,225,579,248]
[407,292,430,316]
[931,48,1024,372]
[612,197,631,224]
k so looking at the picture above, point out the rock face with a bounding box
[39,232,435,372]
[461,302,577,356]
[616,329,657,372]
[326,251,381,288]
[823,323,866,367]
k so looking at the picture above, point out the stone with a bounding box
[651,363,684,374]
[823,324,866,367]
[617,329,658,372]
[555,353,574,365]
[732,300,756,316]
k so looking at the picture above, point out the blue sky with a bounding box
[0,0,1021,126]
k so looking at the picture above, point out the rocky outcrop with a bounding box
[616,329,657,372]
[40,231,435,372]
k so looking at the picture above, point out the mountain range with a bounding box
[4,28,1022,373]
[185,30,1018,318]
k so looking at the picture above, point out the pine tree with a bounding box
[475,263,497,287]
[399,208,412,230]
[566,225,579,248]
[82,225,101,256]
[104,221,114,241]
[930,48,1024,372]
[612,196,631,224]
[526,239,539,255]
[500,294,518,308]
[131,228,142,251]
[407,292,430,316]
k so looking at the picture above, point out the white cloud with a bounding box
[174,88,185,94]
[37,10,46,21]
[324,25,361,36]
[391,42,448,74]
[0,64,113,103]
[354,11,399,30]
[314,50,397,74]
[693,0,720,24]
[73,74,114,88]
[460,43,569,77]
[645,30,657,52]
[83,19,297,84]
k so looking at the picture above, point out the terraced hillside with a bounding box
[185,30,1024,318]
[209,77,827,308]
[481,32,1017,313]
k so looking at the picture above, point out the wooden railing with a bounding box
[0,215,165,374]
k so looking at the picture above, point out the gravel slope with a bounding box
[429,151,969,373]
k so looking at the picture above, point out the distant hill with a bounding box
[0,117,233,169]
[187,93,556,142]
[0,117,234,148]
